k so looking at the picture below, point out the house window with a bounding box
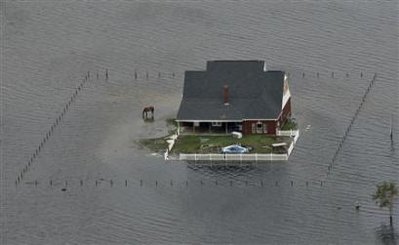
[193,121,200,127]
[256,121,263,134]
[251,123,256,133]
[263,123,268,134]
[211,121,222,127]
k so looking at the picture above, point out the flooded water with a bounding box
[2,1,399,244]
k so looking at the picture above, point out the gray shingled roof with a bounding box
[177,60,285,121]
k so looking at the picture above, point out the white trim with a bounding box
[282,89,291,110]
[176,119,242,122]
[176,119,278,122]
[242,118,277,121]
[282,76,291,110]
[276,95,291,120]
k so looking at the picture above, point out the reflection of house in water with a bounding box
[176,60,292,135]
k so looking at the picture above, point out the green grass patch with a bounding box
[281,119,298,130]
[172,134,289,154]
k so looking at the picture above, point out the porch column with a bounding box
[225,122,228,134]
[177,122,180,135]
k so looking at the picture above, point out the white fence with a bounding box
[179,153,288,161]
[276,129,299,137]
[176,130,300,162]
[286,142,295,156]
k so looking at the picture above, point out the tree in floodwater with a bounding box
[372,181,398,226]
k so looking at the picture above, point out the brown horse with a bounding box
[142,106,154,119]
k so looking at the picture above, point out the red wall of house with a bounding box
[278,98,292,126]
[242,120,277,135]
[242,121,251,135]
[179,98,291,136]
[242,98,291,135]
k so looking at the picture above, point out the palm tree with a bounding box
[372,181,398,226]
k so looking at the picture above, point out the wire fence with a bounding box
[325,73,377,179]
[18,178,327,190]
[14,71,99,186]
[13,68,375,187]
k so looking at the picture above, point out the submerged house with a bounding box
[176,60,291,135]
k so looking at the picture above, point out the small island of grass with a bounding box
[138,118,297,156]
[138,61,301,161]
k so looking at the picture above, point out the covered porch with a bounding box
[177,121,242,135]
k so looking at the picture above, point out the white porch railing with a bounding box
[276,129,299,137]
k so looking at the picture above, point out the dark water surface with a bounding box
[2,1,399,244]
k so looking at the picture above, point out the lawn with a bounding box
[138,118,292,154]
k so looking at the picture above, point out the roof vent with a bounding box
[224,85,229,105]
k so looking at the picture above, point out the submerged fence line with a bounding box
[325,73,377,179]
[122,70,368,93]
[295,70,365,79]
[14,70,105,186]
[18,178,327,190]
[129,70,366,81]
[13,69,371,186]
